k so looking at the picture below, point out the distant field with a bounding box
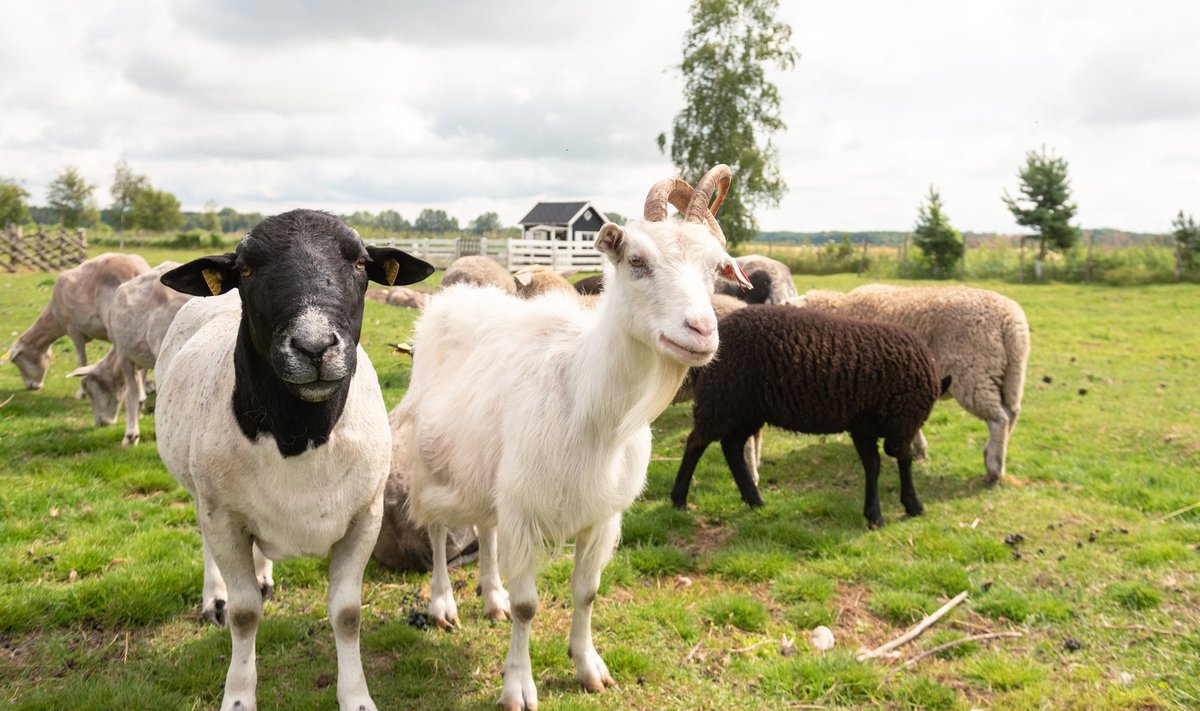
[1,249,1198,709]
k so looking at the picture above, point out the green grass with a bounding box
[2,253,1199,708]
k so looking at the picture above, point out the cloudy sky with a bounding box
[2,0,1197,233]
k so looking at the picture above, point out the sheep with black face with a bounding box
[154,209,433,711]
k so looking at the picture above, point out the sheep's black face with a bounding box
[161,210,434,403]
[235,213,371,401]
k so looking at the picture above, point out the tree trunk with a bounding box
[1036,238,1047,282]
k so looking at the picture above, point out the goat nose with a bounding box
[686,317,716,339]
[291,332,338,362]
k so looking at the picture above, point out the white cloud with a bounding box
[2,0,1198,233]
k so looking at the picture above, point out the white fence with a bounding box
[365,237,603,271]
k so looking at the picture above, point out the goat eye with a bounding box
[628,257,645,269]
[355,258,367,271]
[238,265,252,277]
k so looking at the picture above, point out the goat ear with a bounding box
[161,253,239,297]
[595,223,627,262]
[365,246,435,287]
[717,257,754,290]
[513,270,533,287]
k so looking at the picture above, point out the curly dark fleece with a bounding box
[671,304,941,528]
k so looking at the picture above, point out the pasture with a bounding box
[1,249,1198,709]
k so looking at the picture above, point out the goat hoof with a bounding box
[866,517,885,530]
[121,434,140,448]
[904,503,925,517]
[670,498,689,511]
[203,598,228,626]
[983,474,1002,488]
[260,582,274,600]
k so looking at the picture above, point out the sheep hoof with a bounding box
[983,474,1002,488]
[260,582,273,600]
[904,502,925,517]
[867,517,885,530]
[671,499,690,512]
[203,598,228,626]
[121,433,140,447]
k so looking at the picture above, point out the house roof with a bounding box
[518,201,591,226]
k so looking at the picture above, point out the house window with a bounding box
[584,210,593,221]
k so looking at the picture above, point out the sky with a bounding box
[2,0,1198,234]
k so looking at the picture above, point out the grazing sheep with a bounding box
[573,274,605,295]
[790,284,1030,485]
[154,210,433,711]
[366,285,432,309]
[398,165,749,709]
[671,304,941,529]
[512,264,578,299]
[4,252,150,390]
[714,253,797,305]
[68,262,193,446]
[442,255,516,293]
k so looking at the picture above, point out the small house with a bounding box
[518,201,608,242]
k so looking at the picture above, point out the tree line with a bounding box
[0,161,515,237]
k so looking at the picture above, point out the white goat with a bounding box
[69,262,193,446]
[154,210,432,711]
[398,166,749,710]
[3,252,149,391]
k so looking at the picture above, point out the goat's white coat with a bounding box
[155,291,390,711]
[399,218,736,709]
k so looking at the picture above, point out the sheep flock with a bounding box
[1,173,1034,709]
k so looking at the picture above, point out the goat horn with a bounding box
[684,164,732,246]
[643,178,694,222]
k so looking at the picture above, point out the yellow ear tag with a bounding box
[384,258,400,286]
[202,268,224,295]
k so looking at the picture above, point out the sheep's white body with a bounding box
[157,291,391,560]
[399,216,738,710]
[155,291,389,711]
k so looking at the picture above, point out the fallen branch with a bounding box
[1156,501,1200,523]
[900,631,1022,669]
[857,591,969,662]
[682,640,703,664]
[729,639,773,654]
[1102,624,1187,637]
[0,394,14,409]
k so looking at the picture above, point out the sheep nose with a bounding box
[291,333,338,362]
[685,316,716,339]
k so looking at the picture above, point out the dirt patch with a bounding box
[675,519,734,556]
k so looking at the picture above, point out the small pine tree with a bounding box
[1002,145,1081,281]
[1172,209,1200,280]
[912,186,963,277]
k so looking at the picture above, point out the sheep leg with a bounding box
[743,429,764,486]
[252,543,274,600]
[203,512,263,711]
[851,432,885,529]
[477,525,510,621]
[670,430,711,509]
[983,416,1010,486]
[327,497,383,711]
[722,430,765,507]
[67,329,88,399]
[426,523,460,629]
[498,542,539,711]
[119,358,141,447]
[911,429,929,461]
[897,456,924,517]
[201,537,229,626]
[568,515,619,692]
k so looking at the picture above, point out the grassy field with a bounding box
[1,248,1198,710]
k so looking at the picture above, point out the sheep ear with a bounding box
[595,223,627,262]
[717,257,754,290]
[365,246,435,287]
[513,271,533,287]
[66,364,96,379]
[161,253,239,297]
